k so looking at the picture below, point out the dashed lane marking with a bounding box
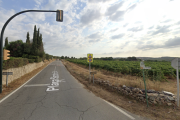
[24,84,50,87]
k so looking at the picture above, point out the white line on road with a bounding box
[0,64,50,104]
[24,84,50,87]
[103,100,135,120]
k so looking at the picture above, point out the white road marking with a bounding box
[46,66,65,92]
[0,64,50,104]
[103,100,135,120]
[24,84,50,87]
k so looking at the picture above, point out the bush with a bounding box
[22,54,29,58]
[28,59,35,63]
[6,40,24,57]
[23,43,31,55]
[28,55,36,59]
[28,55,42,63]
[3,58,28,70]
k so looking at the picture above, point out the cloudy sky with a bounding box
[0,0,180,58]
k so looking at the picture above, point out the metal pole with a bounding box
[89,62,91,82]
[143,70,149,107]
[0,10,57,93]
[6,74,8,87]
[177,58,179,106]
[89,62,90,82]
[90,63,91,82]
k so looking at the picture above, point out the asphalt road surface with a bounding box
[0,61,149,120]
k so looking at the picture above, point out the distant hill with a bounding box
[113,57,127,59]
[113,57,177,61]
[136,57,176,61]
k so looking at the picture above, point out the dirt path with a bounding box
[62,60,180,120]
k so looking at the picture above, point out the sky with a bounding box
[0,0,180,58]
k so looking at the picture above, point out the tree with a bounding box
[36,28,40,56]
[38,34,43,52]
[31,25,38,55]
[4,37,8,49]
[23,43,31,55]
[6,40,24,57]
[26,32,30,44]
[61,56,64,59]
[45,53,50,60]
[132,56,137,61]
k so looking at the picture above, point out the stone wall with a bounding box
[2,60,52,85]
[94,79,177,106]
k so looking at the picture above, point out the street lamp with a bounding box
[0,10,63,93]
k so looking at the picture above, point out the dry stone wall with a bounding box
[94,79,177,106]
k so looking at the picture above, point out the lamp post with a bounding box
[0,10,63,93]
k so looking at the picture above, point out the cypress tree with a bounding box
[26,32,30,44]
[31,25,38,55]
[37,28,40,50]
[5,37,8,48]
[39,34,43,51]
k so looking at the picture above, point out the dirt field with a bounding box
[61,60,180,120]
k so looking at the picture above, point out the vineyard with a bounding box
[67,59,180,81]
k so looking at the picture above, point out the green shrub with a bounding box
[10,57,15,60]
[3,58,28,70]
[22,54,29,58]
[28,55,34,59]
[28,59,35,63]
[6,40,24,57]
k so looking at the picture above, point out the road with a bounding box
[0,61,148,120]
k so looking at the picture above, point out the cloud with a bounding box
[109,28,118,32]
[123,23,128,27]
[34,0,44,4]
[111,33,125,39]
[63,15,73,25]
[148,26,154,29]
[115,41,130,49]
[34,0,44,7]
[105,1,124,16]
[164,36,180,48]
[80,9,102,26]
[134,21,142,24]
[176,21,180,25]
[105,2,125,21]
[86,32,102,39]
[126,4,137,12]
[160,19,172,23]
[88,0,111,3]
[151,25,170,35]
[89,39,100,43]
[109,11,125,21]
[102,51,123,55]
[138,37,180,50]
[43,0,76,11]
[128,26,143,32]
[138,44,163,50]
[26,12,46,22]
